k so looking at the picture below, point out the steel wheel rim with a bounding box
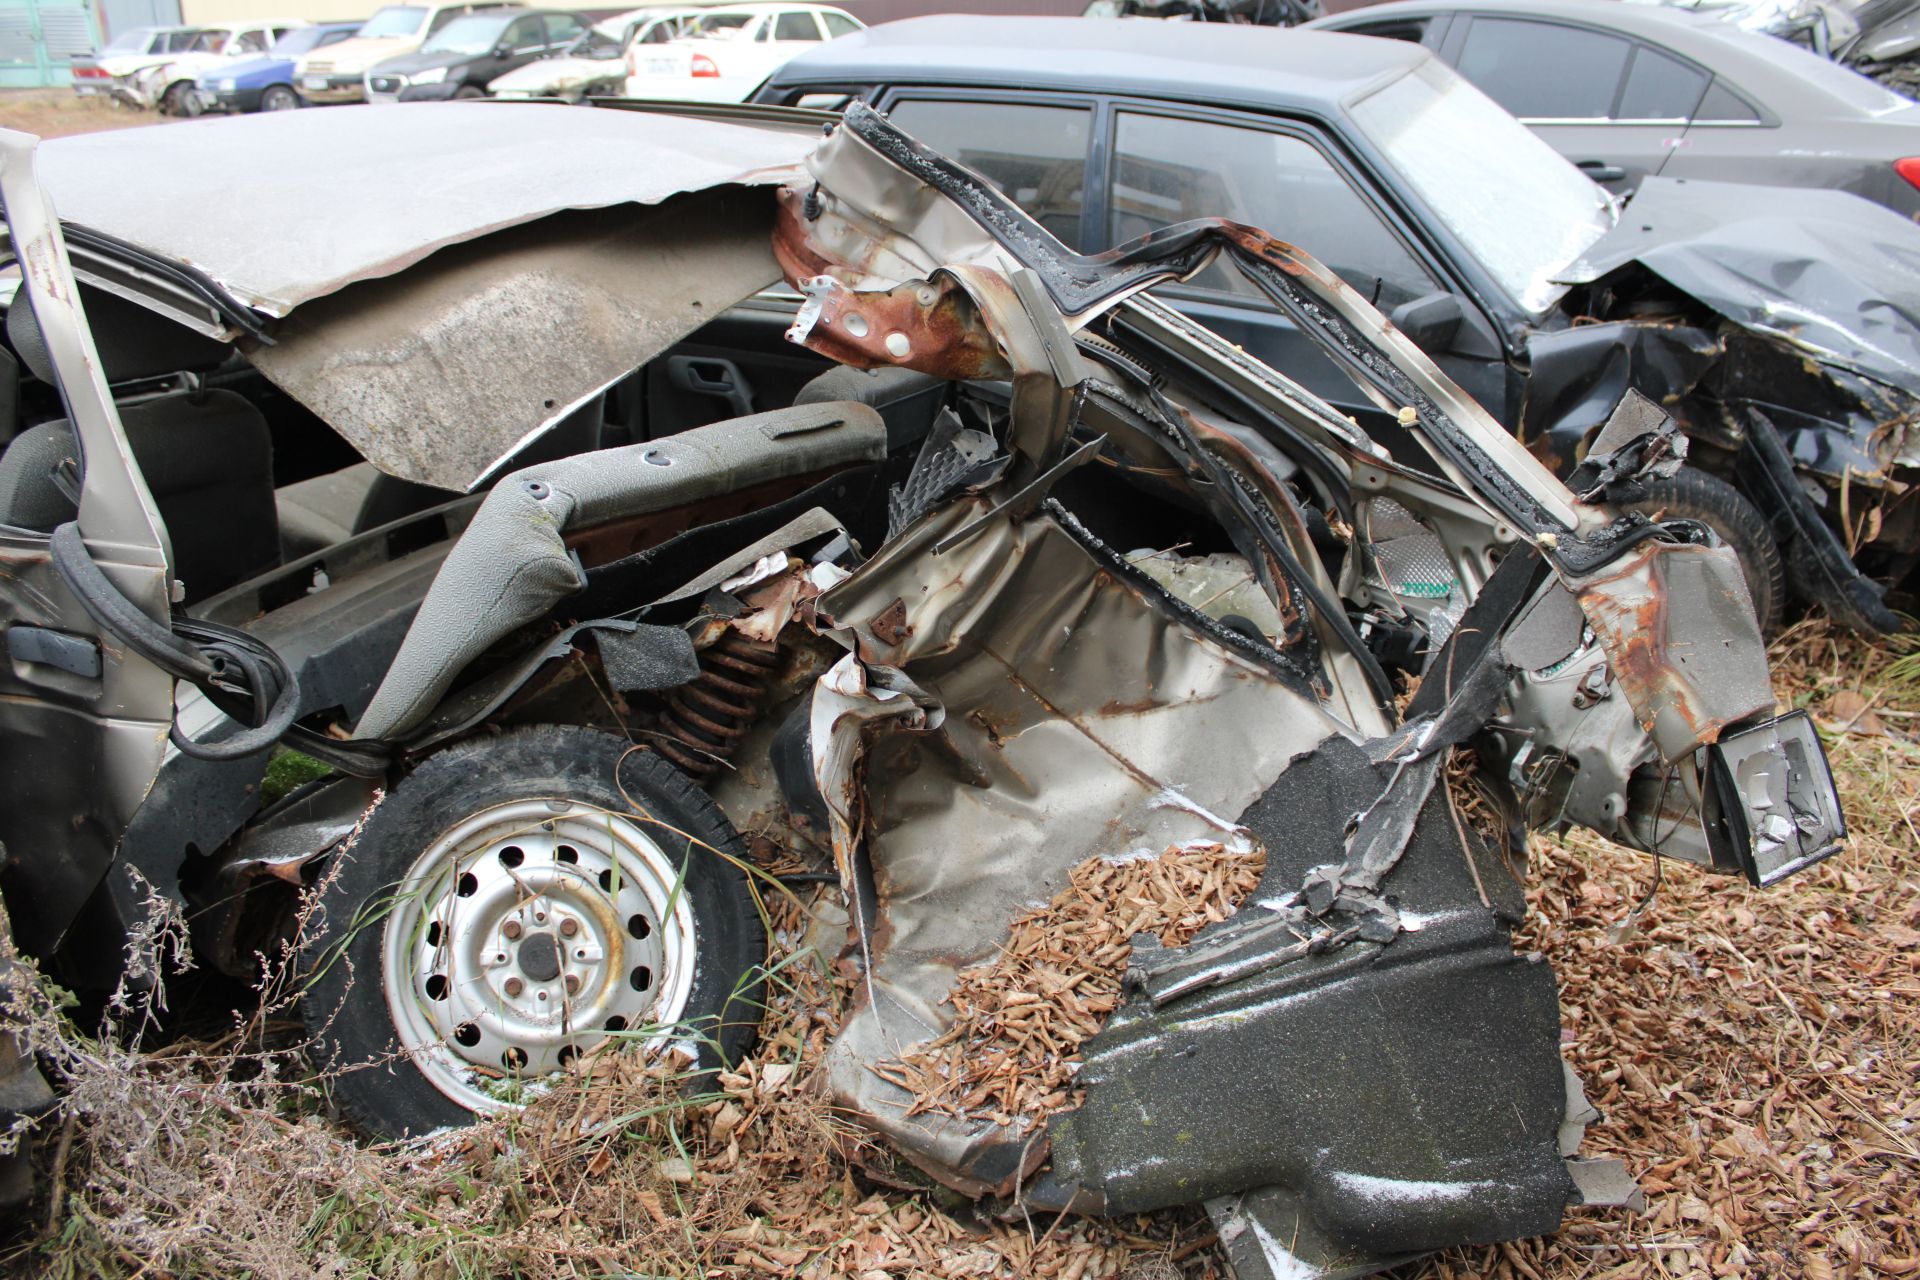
[381,796,700,1114]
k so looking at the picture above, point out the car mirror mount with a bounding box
[1387,289,1464,353]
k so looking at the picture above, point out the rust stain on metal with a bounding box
[869,597,911,646]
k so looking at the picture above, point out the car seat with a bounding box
[0,288,280,602]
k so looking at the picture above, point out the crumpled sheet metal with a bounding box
[803,498,1345,1195]
[1571,537,1773,759]
[1559,176,1920,401]
[249,189,784,492]
[35,104,816,317]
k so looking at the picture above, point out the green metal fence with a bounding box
[0,0,99,88]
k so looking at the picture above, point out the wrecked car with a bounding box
[0,99,1845,1276]
[760,16,1920,633]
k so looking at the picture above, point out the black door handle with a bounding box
[667,355,755,418]
[1576,159,1628,183]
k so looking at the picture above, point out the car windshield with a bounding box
[357,6,428,38]
[161,29,207,51]
[1349,60,1615,316]
[687,12,754,38]
[271,26,333,55]
[185,29,227,52]
[423,13,513,54]
[102,28,155,52]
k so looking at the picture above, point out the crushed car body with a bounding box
[0,100,1847,1276]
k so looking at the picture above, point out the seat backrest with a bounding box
[0,389,278,601]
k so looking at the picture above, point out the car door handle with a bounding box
[1575,159,1628,183]
[667,355,756,418]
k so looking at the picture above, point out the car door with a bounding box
[876,90,1504,439]
[492,14,550,76]
[1098,105,1505,437]
[753,9,824,79]
[1440,15,1696,192]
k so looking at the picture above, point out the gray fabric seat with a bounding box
[0,288,280,601]
[0,391,279,599]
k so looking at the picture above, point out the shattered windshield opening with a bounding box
[1349,60,1617,316]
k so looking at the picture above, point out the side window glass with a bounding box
[544,13,584,45]
[234,29,269,53]
[885,98,1091,246]
[1455,18,1630,119]
[1345,17,1428,42]
[822,13,861,37]
[1616,45,1709,120]
[506,17,540,49]
[1109,111,1441,310]
[774,11,822,40]
[1695,79,1761,123]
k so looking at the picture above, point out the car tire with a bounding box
[260,85,300,111]
[453,84,485,99]
[160,81,201,117]
[1621,468,1785,633]
[301,726,767,1139]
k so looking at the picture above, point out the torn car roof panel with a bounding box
[34,104,815,316]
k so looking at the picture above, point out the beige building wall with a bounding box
[177,0,595,25]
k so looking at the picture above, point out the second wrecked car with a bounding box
[0,101,1844,1276]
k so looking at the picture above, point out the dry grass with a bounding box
[3,619,1915,1278]
[0,89,170,140]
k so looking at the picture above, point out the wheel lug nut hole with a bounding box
[498,845,524,868]
[557,844,579,864]
[630,965,652,993]
[425,974,448,1000]
[454,1023,481,1048]
[456,872,478,897]
[627,914,651,940]
[537,991,548,1002]
[502,1047,528,1070]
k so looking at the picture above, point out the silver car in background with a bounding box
[1310,0,1920,213]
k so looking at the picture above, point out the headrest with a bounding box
[6,284,233,386]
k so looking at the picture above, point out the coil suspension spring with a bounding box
[655,632,783,781]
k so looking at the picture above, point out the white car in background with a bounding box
[621,2,862,102]
[130,20,308,115]
[489,7,704,99]
[70,26,206,98]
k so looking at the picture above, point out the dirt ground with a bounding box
[0,88,169,140]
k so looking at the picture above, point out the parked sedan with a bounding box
[1309,0,1920,213]
[3,98,1836,1279]
[366,8,587,102]
[622,3,863,103]
[761,15,1920,632]
[488,10,699,100]
[198,23,365,113]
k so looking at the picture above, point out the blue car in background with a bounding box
[198,22,364,112]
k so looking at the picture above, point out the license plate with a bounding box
[303,76,329,90]
[1704,710,1845,886]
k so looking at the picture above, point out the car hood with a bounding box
[490,54,615,91]
[372,48,476,76]
[302,34,414,67]
[33,104,821,488]
[1557,175,1920,396]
